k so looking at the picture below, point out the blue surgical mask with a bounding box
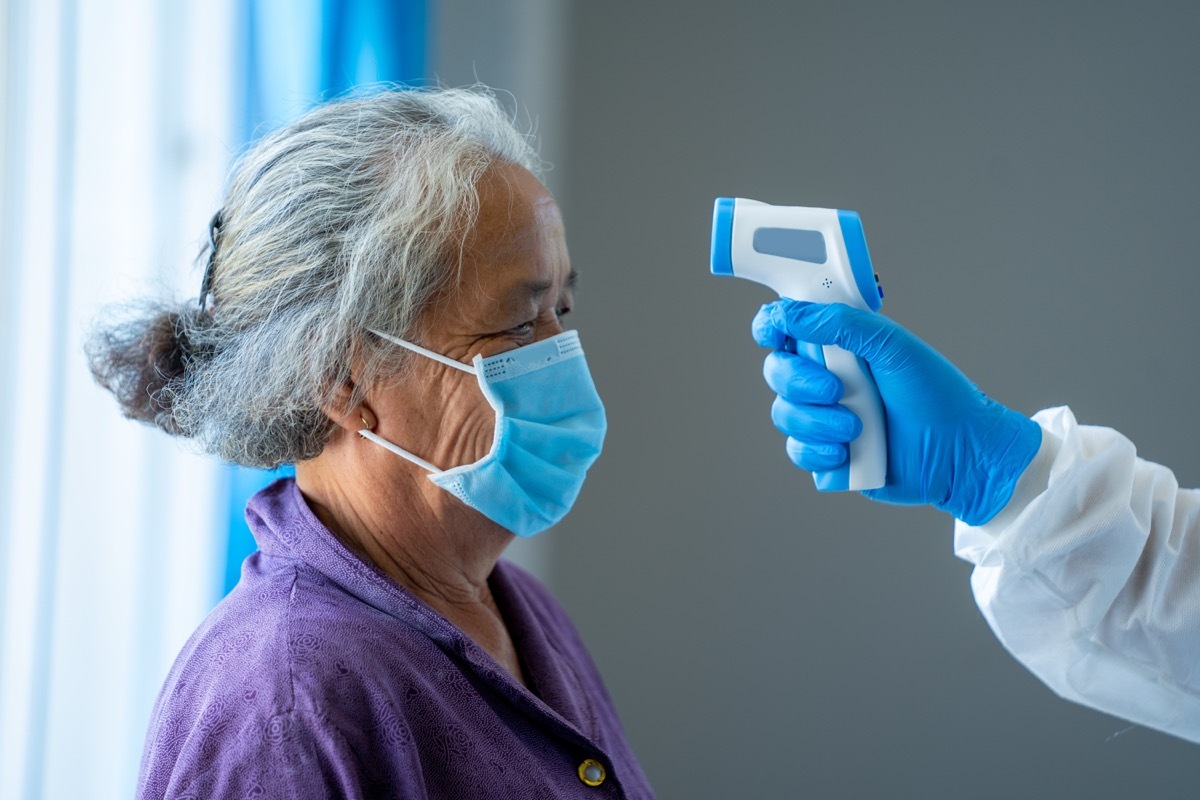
[360,328,607,537]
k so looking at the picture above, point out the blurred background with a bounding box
[3,0,1200,797]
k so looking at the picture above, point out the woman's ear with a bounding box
[320,344,381,434]
[320,375,375,434]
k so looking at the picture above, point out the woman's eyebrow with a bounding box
[513,270,579,301]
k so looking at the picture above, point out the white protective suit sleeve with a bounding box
[954,406,1200,743]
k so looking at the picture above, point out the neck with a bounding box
[293,432,512,609]
[295,441,529,687]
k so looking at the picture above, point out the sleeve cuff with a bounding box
[953,407,1068,564]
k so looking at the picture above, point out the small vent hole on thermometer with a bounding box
[822,278,833,289]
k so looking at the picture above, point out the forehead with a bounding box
[470,163,561,254]
[456,163,569,295]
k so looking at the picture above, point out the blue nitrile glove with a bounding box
[751,299,1042,526]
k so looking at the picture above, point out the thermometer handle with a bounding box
[798,341,887,491]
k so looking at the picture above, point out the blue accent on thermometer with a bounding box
[710,198,735,276]
[837,210,881,312]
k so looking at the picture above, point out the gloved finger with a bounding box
[751,303,791,349]
[785,437,848,472]
[770,395,862,443]
[768,299,898,364]
[763,350,843,404]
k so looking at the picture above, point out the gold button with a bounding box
[578,758,606,787]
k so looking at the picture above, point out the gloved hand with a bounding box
[751,299,1042,526]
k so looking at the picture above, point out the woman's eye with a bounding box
[505,307,568,337]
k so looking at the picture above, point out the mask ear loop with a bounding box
[358,428,442,473]
[358,329,476,472]
[367,328,476,374]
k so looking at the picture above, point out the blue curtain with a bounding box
[222,0,429,595]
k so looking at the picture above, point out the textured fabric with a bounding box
[137,478,654,799]
[955,406,1200,743]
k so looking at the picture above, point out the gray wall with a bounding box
[439,0,1200,796]
[546,1,1200,798]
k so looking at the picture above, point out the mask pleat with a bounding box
[367,329,606,537]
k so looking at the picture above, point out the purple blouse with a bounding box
[137,479,654,799]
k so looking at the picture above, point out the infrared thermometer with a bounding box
[711,197,887,491]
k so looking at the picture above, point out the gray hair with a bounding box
[86,86,542,468]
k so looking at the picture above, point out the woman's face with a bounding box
[367,163,576,476]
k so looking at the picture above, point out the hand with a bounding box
[751,299,1042,525]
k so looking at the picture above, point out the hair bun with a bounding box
[86,302,213,437]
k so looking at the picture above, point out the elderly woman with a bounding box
[88,88,653,799]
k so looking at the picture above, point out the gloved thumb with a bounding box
[767,299,896,363]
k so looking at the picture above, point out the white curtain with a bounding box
[0,2,236,798]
